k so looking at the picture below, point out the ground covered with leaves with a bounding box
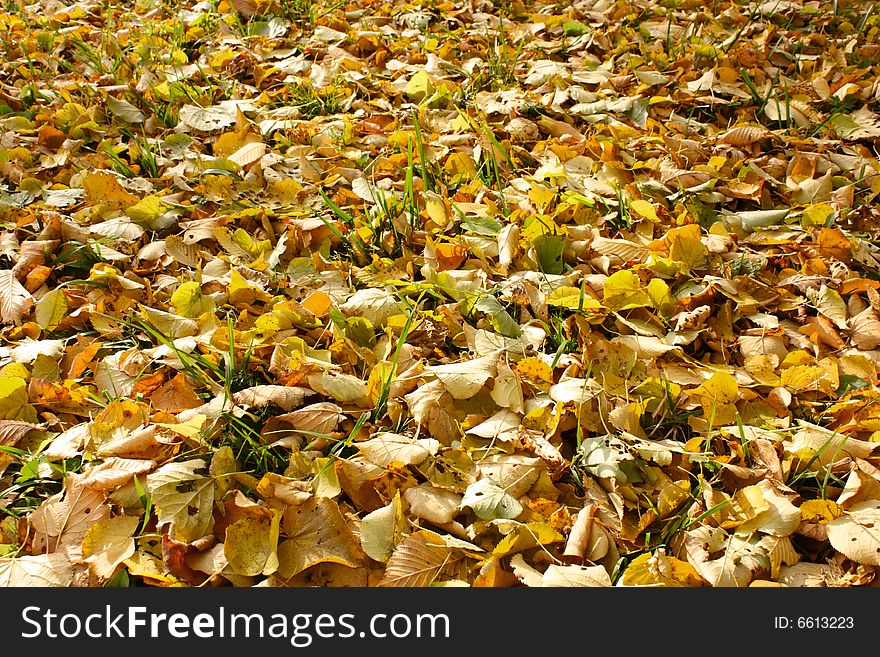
[1,0,880,587]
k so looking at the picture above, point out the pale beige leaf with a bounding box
[305,372,370,405]
[460,478,523,520]
[807,285,848,330]
[378,531,462,587]
[232,385,313,411]
[589,236,651,262]
[44,423,89,459]
[403,380,462,444]
[476,454,543,498]
[178,104,236,132]
[228,141,266,167]
[785,423,879,466]
[425,355,496,400]
[31,476,111,557]
[79,458,154,491]
[509,553,545,587]
[0,420,43,447]
[541,564,612,587]
[403,484,461,525]
[465,409,521,439]
[717,126,768,146]
[358,433,440,467]
[360,494,406,563]
[0,269,33,325]
[272,402,343,441]
[827,501,880,566]
[337,287,401,326]
[0,553,72,586]
[684,526,770,587]
[849,307,880,350]
[735,481,800,537]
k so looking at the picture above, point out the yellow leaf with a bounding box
[646,278,676,316]
[406,70,435,102]
[210,445,237,497]
[693,371,739,403]
[224,511,281,576]
[213,130,260,158]
[800,499,841,524]
[124,551,184,586]
[367,361,396,405]
[630,199,659,222]
[0,377,37,422]
[528,184,556,212]
[35,288,68,331]
[493,522,563,557]
[520,215,564,243]
[603,269,652,311]
[807,285,848,330]
[444,152,477,182]
[546,286,604,312]
[780,365,825,391]
[228,269,272,308]
[691,371,739,425]
[0,363,29,380]
[311,457,342,498]
[170,281,215,318]
[82,515,139,580]
[516,357,554,386]
[145,459,215,543]
[155,414,207,440]
[424,194,451,230]
[360,494,406,563]
[277,498,364,578]
[622,550,706,587]
[802,203,835,227]
[82,171,138,211]
[662,224,708,270]
[232,227,271,258]
[126,195,163,226]
[707,155,727,170]
[268,179,303,202]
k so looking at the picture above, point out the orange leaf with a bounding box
[148,373,203,412]
[301,291,333,317]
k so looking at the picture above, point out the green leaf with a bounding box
[533,233,566,274]
[563,20,590,35]
[461,478,523,520]
[473,295,521,338]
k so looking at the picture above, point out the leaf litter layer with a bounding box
[1,0,880,587]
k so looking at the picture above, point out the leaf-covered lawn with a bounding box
[1,0,880,587]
